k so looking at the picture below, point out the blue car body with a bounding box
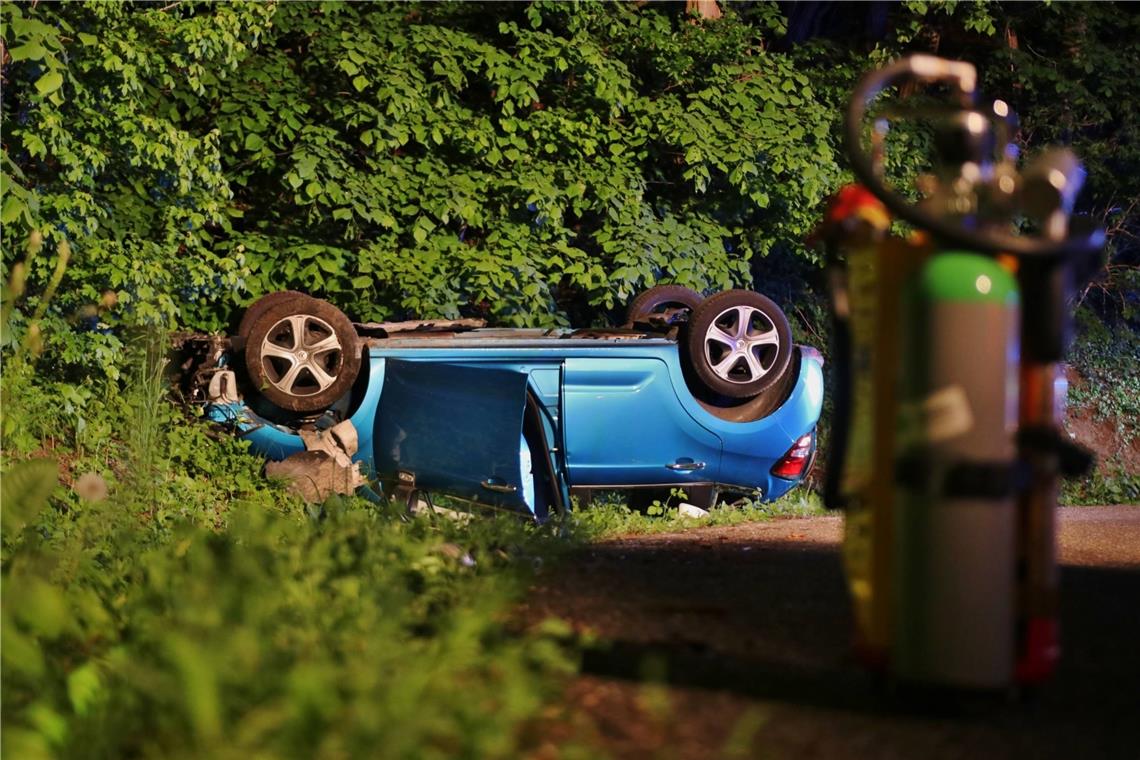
[207,328,824,518]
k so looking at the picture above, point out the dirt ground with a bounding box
[1064,366,1140,477]
[521,506,1140,759]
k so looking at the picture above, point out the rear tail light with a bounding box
[771,431,815,480]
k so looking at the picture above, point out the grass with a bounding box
[569,488,827,539]
[3,448,589,760]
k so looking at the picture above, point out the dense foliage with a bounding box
[1,1,840,341]
[4,2,1137,339]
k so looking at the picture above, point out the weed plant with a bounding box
[1062,309,1140,505]
[570,488,826,539]
[2,422,583,759]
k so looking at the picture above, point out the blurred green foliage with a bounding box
[1,367,581,758]
[3,484,581,759]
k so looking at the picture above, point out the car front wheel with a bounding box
[243,296,362,413]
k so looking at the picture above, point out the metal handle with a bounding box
[845,55,1104,259]
[666,461,705,472]
[480,478,518,494]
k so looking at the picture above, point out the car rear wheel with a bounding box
[685,289,792,399]
[243,297,362,413]
[625,284,703,326]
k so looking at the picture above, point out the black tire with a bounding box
[625,285,703,326]
[244,297,362,413]
[685,289,792,399]
[238,290,320,339]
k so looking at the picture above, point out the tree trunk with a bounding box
[686,0,722,21]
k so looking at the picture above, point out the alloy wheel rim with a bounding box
[259,314,343,396]
[702,305,780,384]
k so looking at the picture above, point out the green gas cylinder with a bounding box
[892,252,1021,689]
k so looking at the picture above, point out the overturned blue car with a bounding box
[184,286,824,519]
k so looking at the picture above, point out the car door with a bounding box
[373,359,533,511]
[562,357,722,487]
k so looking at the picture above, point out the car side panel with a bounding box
[562,357,723,486]
[527,366,561,421]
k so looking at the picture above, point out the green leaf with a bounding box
[68,663,104,716]
[23,132,46,158]
[34,70,64,96]
[8,42,46,61]
[28,703,68,747]
[166,636,221,741]
[1,459,58,536]
[0,625,45,679]
[296,155,318,180]
[16,579,71,638]
[1,196,24,225]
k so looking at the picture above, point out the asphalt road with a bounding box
[522,506,1140,759]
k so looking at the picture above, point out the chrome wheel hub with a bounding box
[702,305,781,385]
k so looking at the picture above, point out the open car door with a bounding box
[373,360,554,516]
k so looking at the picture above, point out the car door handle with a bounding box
[481,478,518,494]
[666,460,705,471]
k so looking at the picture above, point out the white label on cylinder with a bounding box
[922,385,975,443]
